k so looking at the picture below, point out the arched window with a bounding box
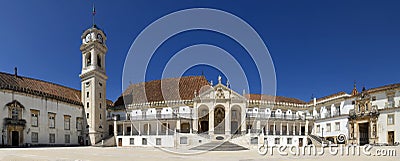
[97,55,101,67]
[86,53,91,66]
[12,108,19,120]
[7,100,24,120]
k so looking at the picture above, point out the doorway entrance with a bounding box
[118,138,122,146]
[214,107,225,134]
[199,121,209,133]
[359,122,369,145]
[109,125,114,135]
[231,121,239,134]
[388,131,394,145]
[299,138,303,147]
[11,131,19,146]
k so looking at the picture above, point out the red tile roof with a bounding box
[114,76,210,106]
[244,94,306,104]
[314,91,348,102]
[365,83,400,93]
[0,71,82,105]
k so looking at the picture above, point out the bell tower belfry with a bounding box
[79,9,108,145]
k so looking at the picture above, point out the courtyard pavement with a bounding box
[0,146,398,161]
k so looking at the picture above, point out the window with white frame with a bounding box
[49,134,55,143]
[142,138,147,145]
[388,114,395,125]
[326,123,331,132]
[130,138,134,145]
[31,132,38,143]
[11,108,19,120]
[31,110,39,127]
[388,95,394,108]
[274,138,280,144]
[335,122,340,131]
[287,138,292,144]
[64,115,70,130]
[48,113,56,128]
[316,125,320,133]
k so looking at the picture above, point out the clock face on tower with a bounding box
[85,34,91,43]
[97,34,103,43]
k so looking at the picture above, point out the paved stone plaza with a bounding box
[0,146,398,161]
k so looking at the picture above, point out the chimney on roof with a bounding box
[14,67,18,77]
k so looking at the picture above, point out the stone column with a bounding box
[166,122,169,135]
[266,121,269,135]
[225,106,231,135]
[256,120,261,134]
[242,106,246,134]
[122,123,125,136]
[209,108,214,135]
[130,124,133,136]
[293,122,296,135]
[280,122,282,135]
[177,119,181,133]
[156,122,159,136]
[287,122,289,135]
[113,119,117,136]
[193,108,198,133]
[305,120,309,135]
[298,123,302,135]
[354,123,358,143]
[91,49,96,66]
[273,122,276,135]
[190,120,193,134]
[138,122,141,135]
[147,122,150,135]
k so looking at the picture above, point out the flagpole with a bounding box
[92,3,96,27]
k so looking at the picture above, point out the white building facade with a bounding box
[0,24,110,147]
[110,79,400,149]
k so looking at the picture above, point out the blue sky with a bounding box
[0,0,399,102]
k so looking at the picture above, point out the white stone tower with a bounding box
[79,23,108,145]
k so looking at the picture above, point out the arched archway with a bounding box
[214,106,225,134]
[86,53,91,67]
[198,105,209,134]
[231,106,242,134]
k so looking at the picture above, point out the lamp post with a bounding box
[1,129,5,147]
[322,127,324,139]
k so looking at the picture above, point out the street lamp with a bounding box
[321,127,324,138]
[1,129,5,147]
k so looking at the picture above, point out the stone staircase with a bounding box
[308,134,327,147]
[93,135,116,147]
[190,141,248,151]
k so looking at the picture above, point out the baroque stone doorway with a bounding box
[359,122,369,145]
[214,107,225,134]
[11,131,19,146]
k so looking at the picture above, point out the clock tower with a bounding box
[79,24,108,145]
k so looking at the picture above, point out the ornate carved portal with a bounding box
[348,89,379,145]
[214,107,225,134]
[5,100,26,146]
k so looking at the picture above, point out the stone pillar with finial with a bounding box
[14,67,18,77]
